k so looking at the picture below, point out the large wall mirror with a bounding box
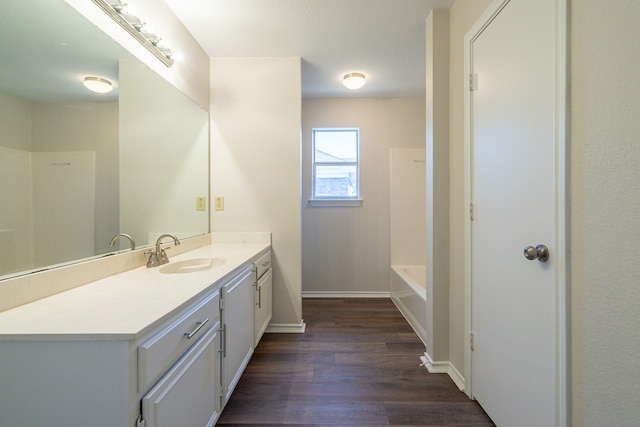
[0,0,209,280]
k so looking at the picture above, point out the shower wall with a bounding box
[0,92,33,274]
[390,148,427,265]
[0,146,33,274]
[31,151,96,267]
[0,148,96,275]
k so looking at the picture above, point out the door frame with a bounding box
[462,0,569,425]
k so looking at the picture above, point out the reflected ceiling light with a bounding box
[83,76,113,94]
[343,72,366,90]
[92,0,176,67]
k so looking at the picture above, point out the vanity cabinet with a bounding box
[0,288,221,427]
[0,247,272,427]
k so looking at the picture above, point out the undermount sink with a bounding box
[159,258,226,274]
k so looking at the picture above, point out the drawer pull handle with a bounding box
[185,318,209,339]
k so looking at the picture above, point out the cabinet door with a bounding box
[141,324,220,427]
[254,268,272,346]
[221,267,254,406]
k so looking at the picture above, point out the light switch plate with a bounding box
[196,196,207,211]
[214,196,224,211]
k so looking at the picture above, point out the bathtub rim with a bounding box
[391,264,427,298]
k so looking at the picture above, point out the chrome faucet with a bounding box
[146,233,180,267]
[109,233,136,251]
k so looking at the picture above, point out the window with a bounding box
[311,128,361,205]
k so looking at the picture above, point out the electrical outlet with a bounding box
[215,196,224,211]
[195,196,206,211]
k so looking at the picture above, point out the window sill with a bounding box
[308,199,363,207]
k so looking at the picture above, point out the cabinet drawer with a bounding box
[254,251,271,279]
[138,290,219,391]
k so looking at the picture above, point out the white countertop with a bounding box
[0,242,269,341]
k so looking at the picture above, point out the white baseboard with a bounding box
[265,320,306,333]
[390,295,427,346]
[420,352,466,391]
[302,291,391,298]
[447,362,465,391]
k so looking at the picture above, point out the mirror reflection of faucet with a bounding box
[145,234,181,268]
[109,233,136,251]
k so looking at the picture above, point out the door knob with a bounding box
[524,244,550,262]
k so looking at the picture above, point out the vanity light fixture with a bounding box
[91,0,175,67]
[83,76,113,93]
[343,72,366,90]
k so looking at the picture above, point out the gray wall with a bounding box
[301,98,426,295]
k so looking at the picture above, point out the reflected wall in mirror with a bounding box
[119,60,209,247]
[0,0,209,280]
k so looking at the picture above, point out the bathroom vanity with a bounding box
[0,240,272,427]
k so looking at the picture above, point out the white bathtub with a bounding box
[391,265,427,345]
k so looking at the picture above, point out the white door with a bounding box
[466,0,567,425]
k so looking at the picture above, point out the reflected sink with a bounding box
[159,258,226,274]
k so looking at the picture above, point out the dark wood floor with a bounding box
[217,298,494,426]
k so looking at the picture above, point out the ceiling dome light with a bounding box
[83,76,113,94]
[343,72,366,90]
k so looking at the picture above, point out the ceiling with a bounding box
[164,0,454,98]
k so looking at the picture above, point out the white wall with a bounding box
[130,0,210,109]
[448,0,493,381]
[571,1,640,425]
[301,98,425,295]
[425,9,450,362]
[210,57,302,328]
